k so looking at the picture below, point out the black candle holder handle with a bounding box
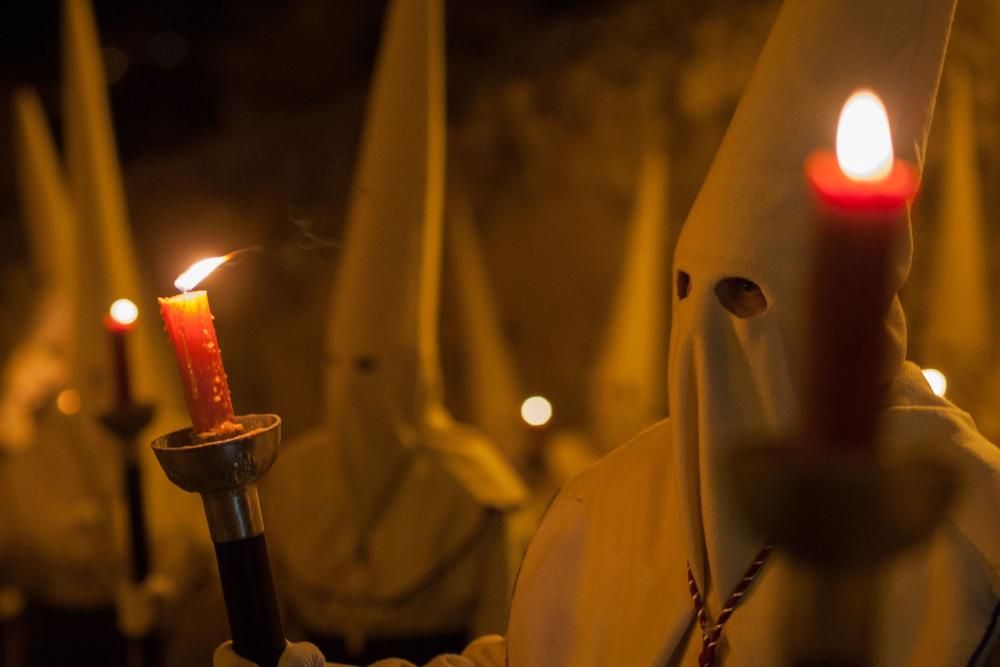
[151,414,286,667]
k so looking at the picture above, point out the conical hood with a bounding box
[446,191,528,466]
[0,89,78,452]
[62,0,184,425]
[14,89,78,305]
[323,0,446,432]
[670,0,954,612]
[53,0,203,593]
[921,63,990,377]
[266,0,524,626]
[588,144,669,454]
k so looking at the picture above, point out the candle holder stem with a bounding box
[151,414,286,667]
[99,404,158,667]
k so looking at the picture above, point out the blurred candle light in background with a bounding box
[521,395,553,427]
[105,298,139,407]
[56,388,81,415]
[108,298,139,327]
[921,368,948,397]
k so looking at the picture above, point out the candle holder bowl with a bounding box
[151,414,280,496]
[151,413,286,667]
[99,403,155,442]
[728,442,957,567]
[727,439,959,667]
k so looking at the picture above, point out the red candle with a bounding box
[804,90,918,449]
[159,256,241,438]
[105,298,139,408]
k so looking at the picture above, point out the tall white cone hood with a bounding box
[921,64,990,378]
[446,192,529,466]
[0,90,79,452]
[588,144,669,454]
[267,0,525,637]
[62,0,184,428]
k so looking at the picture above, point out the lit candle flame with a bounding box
[836,90,894,182]
[521,395,553,427]
[109,298,139,326]
[921,368,947,397]
[174,254,232,292]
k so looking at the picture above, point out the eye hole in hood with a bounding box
[715,277,767,318]
[677,271,692,300]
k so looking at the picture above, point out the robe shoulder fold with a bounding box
[508,421,694,667]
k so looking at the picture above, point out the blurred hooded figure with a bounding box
[586,137,670,459]
[0,1,219,665]
[260,0,526,663]
[218,0,1000,666]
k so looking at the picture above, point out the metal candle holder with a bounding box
[729,442,957,667]
[99,402,158,667]
[151,413,286,667]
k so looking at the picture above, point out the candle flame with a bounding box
[174,254,232,292]
[836,90,894,182]
[921,368,947,397]
[109,298,139,326]
[521,395,553,427]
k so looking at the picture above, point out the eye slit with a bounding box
[355,356,378,373]
[714,277,767,318]
[677,271,692,300]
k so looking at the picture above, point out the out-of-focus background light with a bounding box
[521,395,553,427]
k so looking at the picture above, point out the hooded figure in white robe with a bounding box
[0,2,217,664]
[217,0,1000,665]
[262,0,526,662]
[505,0,1000,665]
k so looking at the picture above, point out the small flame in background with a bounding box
[921,368,948,397]
[521,395,553,427]
[836,89,894,182]
[109,298,139,326]
[173,249,256,292]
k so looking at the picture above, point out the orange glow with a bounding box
[174,254,232,292]
[56,388,81,415]
[108,298,139,326]
[836,90,894,182]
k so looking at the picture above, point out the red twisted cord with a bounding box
[687,544,774,666]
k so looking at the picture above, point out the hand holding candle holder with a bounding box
[152,255,286,667]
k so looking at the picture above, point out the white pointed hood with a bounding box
[267,0,525,639]
[0,90,78,452]
[670,0,955,610]
[446,192,529,466]
[62,0,185,429]
[921,63,990,378]
[588,143,669,454]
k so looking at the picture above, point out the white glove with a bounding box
[115,573,177,638]
[213,641,330,667]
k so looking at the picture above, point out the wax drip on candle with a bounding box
[159,253,244,438]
